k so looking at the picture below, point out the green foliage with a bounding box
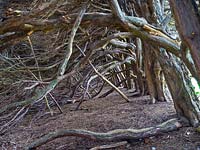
[191,77,200,97]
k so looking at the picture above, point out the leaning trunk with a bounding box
[158,50,200,127]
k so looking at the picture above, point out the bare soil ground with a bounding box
[1,88,200,150]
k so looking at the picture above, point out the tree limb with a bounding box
[109,0,181,57]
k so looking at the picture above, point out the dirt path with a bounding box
[1,89,200,150]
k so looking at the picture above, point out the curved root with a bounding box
[25,118,182,150]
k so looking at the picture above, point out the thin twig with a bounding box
[59,3,88,76]
[78,47,130,102]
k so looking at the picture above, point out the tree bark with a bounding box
[158,50,200,127]
[169,0,200,81]
[143,43,157,103]
[153,59,166,101]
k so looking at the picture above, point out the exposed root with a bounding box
[25,118,182,150]
[89,141,128,150]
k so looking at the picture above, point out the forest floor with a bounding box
[1,88,200,150]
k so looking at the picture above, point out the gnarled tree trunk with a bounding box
[169,0,200,82]
[158,50,200,126]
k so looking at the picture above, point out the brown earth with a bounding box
[1,88,200,150]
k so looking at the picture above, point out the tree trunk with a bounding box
[153,59,165,101]
[135,38,145,95]
[122,0,200,125]
[169,0,200,82]
[158,50,200,127]
[143,43,157,103]
[143,44,167,102]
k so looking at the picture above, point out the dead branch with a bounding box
[25,118,182,150]
[0,106,29,135]
[109,0,181,57]
[99,76,134,98]
[0,32,132,115]
[78,46,130,102]
[0,8,181,58]
[59,3,88,76]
